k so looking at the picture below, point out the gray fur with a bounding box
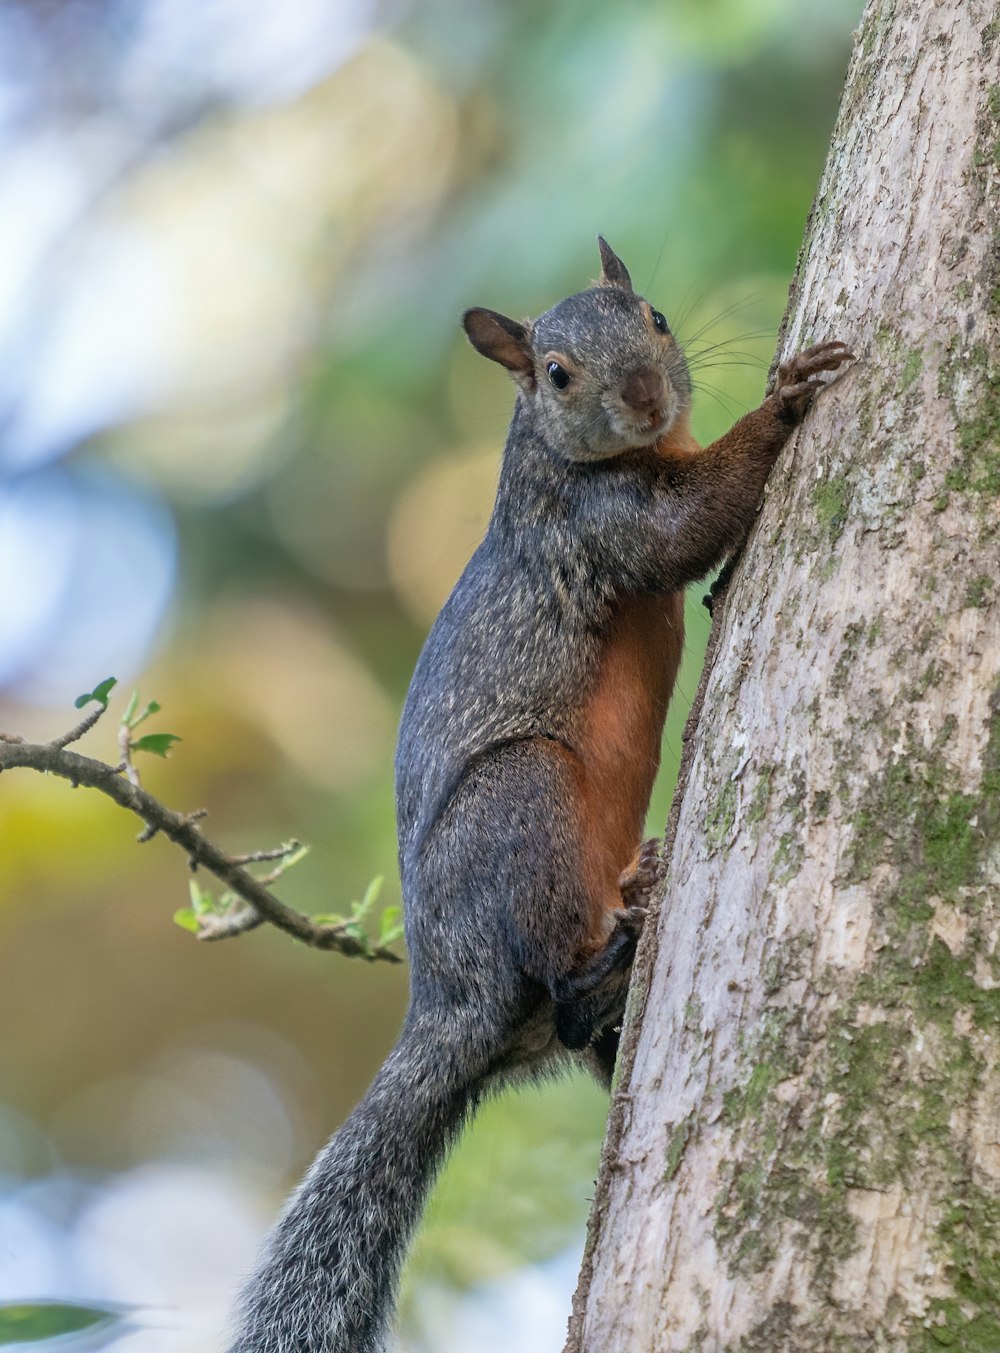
[228,240,832,1351]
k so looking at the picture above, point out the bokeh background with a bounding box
[0,1,862,1348]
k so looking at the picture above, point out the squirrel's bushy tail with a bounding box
[228,1014,477,1352]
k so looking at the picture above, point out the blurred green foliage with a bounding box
[0,0,863,1338]
[0,1301,119,1345]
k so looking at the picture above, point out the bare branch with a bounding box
[231,841,302,867]
[50,702,108,750]
[195,904,265,942]
[0,733,402,964]
[117,720,141,787]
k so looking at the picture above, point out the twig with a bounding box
[0,714,402,964]
[117,719,141,787]
[231,841,302,867]
[51,704,106,750]
[194,905,265,941]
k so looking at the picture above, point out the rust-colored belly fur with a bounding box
[574,590,684,947]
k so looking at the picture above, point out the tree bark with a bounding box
[566,1,1000,1348]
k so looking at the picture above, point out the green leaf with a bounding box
[378,905,404,946]
[342,921,372,955]
[173,907,200,934]
[315,877,402,950]
[351,875,383,921]
[188,880,216,916]
[129,699,161,731]
[91,676,118,706]
[0,1300,120,1343]
[73,676,117,710]
[131,732,181,757]
[259,840,310,884]
[121,692,162,736]
[361,875,383,909]
[277,841,309,872]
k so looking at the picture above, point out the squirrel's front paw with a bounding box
[776,340,854,422]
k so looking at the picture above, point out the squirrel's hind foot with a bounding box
[618,837,664,910]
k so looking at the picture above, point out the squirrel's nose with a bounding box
[620,367,665,413]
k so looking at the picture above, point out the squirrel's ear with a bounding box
[597,236,633,293]
[462,308,535,386]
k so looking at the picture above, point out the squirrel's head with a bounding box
[462,237,691,462]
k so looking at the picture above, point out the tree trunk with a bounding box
[566,2,1000,1349]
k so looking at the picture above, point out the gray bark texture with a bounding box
[565,1,1000,1349]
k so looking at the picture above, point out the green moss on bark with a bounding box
[711,694,1000,1344]
[914,1183,1000,1351]
[937,341,1000,516]
[964,575,993,608]
[664,1114,695,1184]
[705,778,738,851]
[811,476,851,540]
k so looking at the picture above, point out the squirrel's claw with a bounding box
[618,837,663,910]
[776,339,854,420]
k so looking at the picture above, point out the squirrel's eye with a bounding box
[651,309,669,335]
[546,361,571,391]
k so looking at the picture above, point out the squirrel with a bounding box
[228,238,852,1352]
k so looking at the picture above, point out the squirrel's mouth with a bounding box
[627,403,674,444]
[602,386,679,451]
